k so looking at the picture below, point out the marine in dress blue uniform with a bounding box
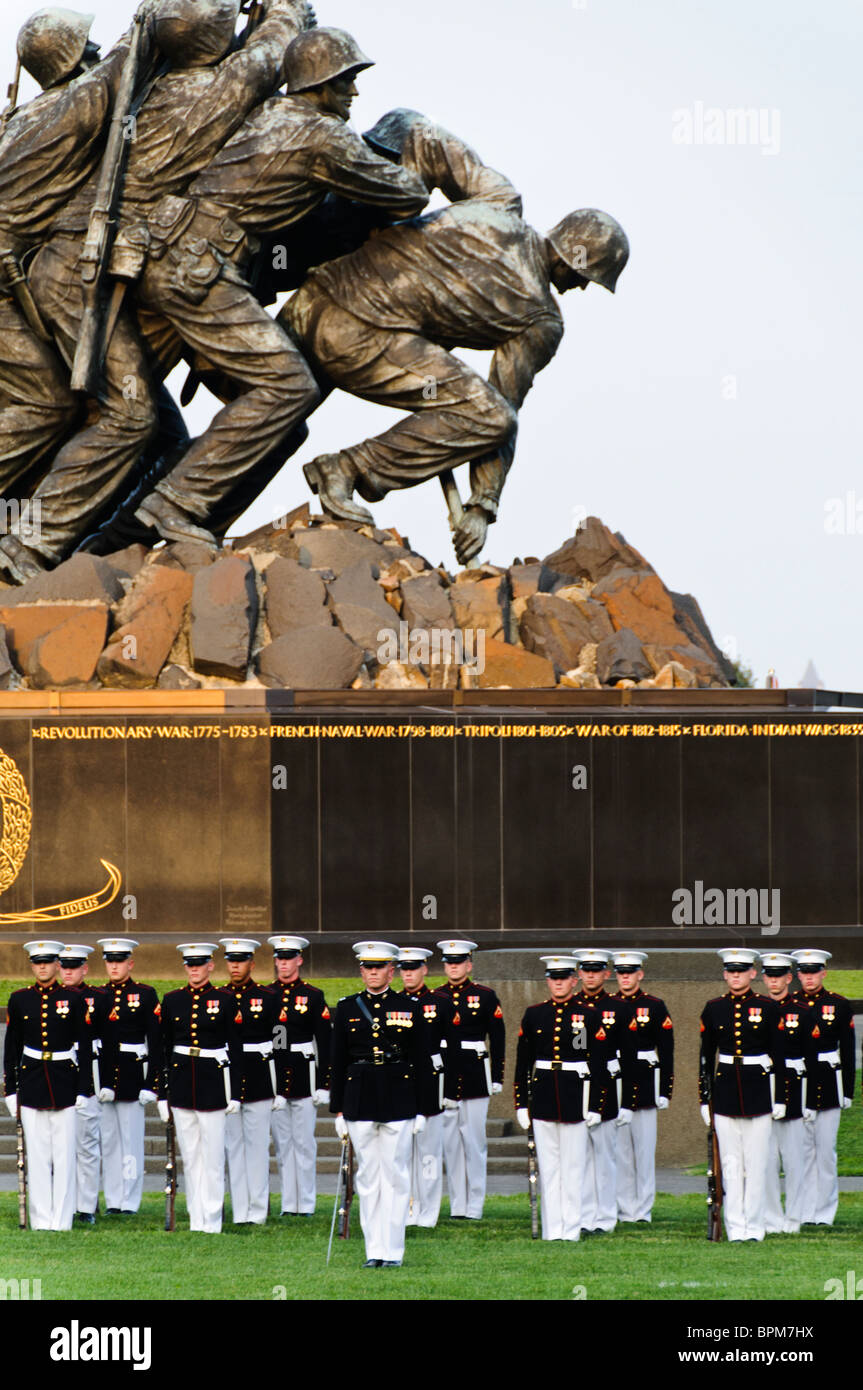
[397,946,454,1228]
[572,948,628,1233]
[58,944,102,1224]
[612,950,674,1224]
[760,951,813,1234]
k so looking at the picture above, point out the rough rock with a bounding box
[157,663,202,690]
[450,574,509,643]
[519,592,601,672]
[374,660,429,690]
[231,502,311,557]
[328,560,397,659]
[257,626,363,689]
[0,627,13,688]
[591,568,684,646]
[190,553,258,680]
[101,544,149,583]
[152,541,216,574]
[559,669,602,689]
[294,525,391,575]
[0,553,124,607]
[399,571,455,632]
[670,591,736,683]
[0,603,109,687]
[508,562,562,599]
[654,660,697,689]
[97,566,193,688]
[596,627,652,685]
[264,556,330,637]
[475,637,555,688]
[543,517,650,584]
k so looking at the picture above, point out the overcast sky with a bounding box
[2,0,861,691]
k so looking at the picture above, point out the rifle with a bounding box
[71,14,146,393]
[1,58,21,133]
[164,1103,177,1232]
[526,1115,539,1240]
[706,1092,723,1242]
[340,1136,354,1239]
[16,1100,27,1230]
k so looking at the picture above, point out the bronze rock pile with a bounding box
[0,510,733,691]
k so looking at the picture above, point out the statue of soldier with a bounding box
[127,27,429,545]
[286,202,628,565]
[0,6,159,519]
[0,0,314,579]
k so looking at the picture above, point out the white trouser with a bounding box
[534,1120,588,1240]
[173,1107,226,1233]
[271,1097,317,1214]
[22,1105,77,1231]
[407,1112,443,1227]
[616,1107,657,1223]
[225,1099,272,1224]
[75,1094,101,1215]
[715,1112,772,1241]
[799,1108,841,1225]
[442,1097,489,1219]
[347,1118,413,1262]
[764,1118,807,1232]
[581,1119,617,1231]
[100,1101,145,1213]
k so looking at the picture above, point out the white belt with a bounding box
[92,1039,102,1054]
[174,1045,228,1063]
[637,1049,659,1064]
[718,1053,772,1068]
[290,1043,315,1057]
[535,1060,590,1076]
[23,1045,76,1062]
[818,1050,841,1066]
[431,1053,443,1071]
[785,1058,805,1075]
[459,1040,487,1054]
[242,1042,274,1057]
[119,1042,148,1059]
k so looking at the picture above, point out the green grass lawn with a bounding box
[1,1192,861,1301]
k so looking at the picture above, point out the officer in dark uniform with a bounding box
[267,933,332,1216]
[612,950,674,1224]
[3,940,93,1230]
[514,955,605,1240]
[219,938,282,1224]
[93,936,162,1217]
[760,950,812,1234]
[699,948,786,1241]
[58,943,103,1225]
[330,941,428,1267]
[160,942,242,1233]
[790,948,856,1226]
[433,939,505,1221]
[397,946,454,1228]
[572,947,628,1233]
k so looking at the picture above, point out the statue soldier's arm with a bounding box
[399,119,523,214]
[308,123,429,219]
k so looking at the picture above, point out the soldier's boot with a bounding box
[134,491,218,548]
[303,454,373,525]
[0,534,49,584]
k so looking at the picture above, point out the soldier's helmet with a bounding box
[17,8,95,90]
[154,0,240,68]
[364,108,426,159]
[284,27,373,94]
[546,208,630,293]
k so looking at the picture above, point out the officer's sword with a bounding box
[15,1100,27,1230]
[326,1133,349,1265]
[164,1101,177,1232]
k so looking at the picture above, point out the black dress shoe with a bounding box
[380,1260,402,1268]
[105,1208,122,1215]
[363,1259,382,1268]
[75,1212,96,1225]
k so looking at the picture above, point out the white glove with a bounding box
[585,1111,601,1128]
[802,1108,816,1123]
[157,1100,170,1123]
[225,1099,240,1115]
[138,1089,157,1106]
[335,1114,348,1139]
[841,1097,852,1110]
[516,1107,530,1131]
[98,1087,116,1104]
[771,1103,787,1121]
[75,1095,89,1112]
[615,1107,633,1127]
[4,1094,17,1118]
[701,1104,712,1128]
[442,1096,459,1110]
[412,1114,426,1135]
[491,1082,502,1095]
[271,1095,287,1111]
[313,1089,330,1108]
[657,1096,670,1110]
[607,1059,621,1079]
